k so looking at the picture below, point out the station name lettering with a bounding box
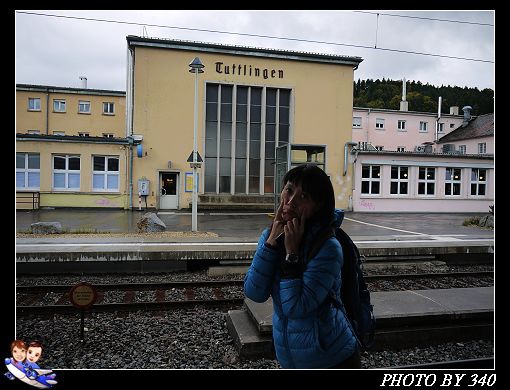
[215,62,284,79]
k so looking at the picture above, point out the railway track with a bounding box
[16,271,493,316]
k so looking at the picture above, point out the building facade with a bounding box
[16,84,128,209]
[126,36,363,211]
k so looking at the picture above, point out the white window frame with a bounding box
[92,155,120,192]
[361,165,381,195]
[28,98,41,111]
[390,165,409,195]
[52,155,80,191]
[353,117,362,128]
[478,143,487,154]
[103,133,114,138]
[103,102,115,115]
[78,132,90,137]
[397,120,406,131]
[418,167,436,196]
[16,153,40,190]
[437,122,444,133]
[458,145,466,154]
[375,145,384,151]
[78,100,91,114]
[445,167,462,196]
[53,99,66,113]
[396,146,405,152]
[375,118,385,129]
[27,130,40,135]
[419,121,428,132]
[470,168,487,197]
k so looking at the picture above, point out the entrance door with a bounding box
[160,172,178,209]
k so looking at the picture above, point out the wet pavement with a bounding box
[15,209,494,242]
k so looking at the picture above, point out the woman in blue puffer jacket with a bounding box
[244,164,360,369]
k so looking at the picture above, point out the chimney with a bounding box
[449,106,459,115]
[79,76,88,89]
[462,106,472,126]
[400,78,408,111]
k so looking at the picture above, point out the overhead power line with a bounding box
[354,11,494,27]
[15,11,494,64]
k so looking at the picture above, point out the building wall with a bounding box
[16,89,126,137]
[352,108,465,152]
[130,46,356,209]
[16,140,129,209]
[352,152,494,212]
[440,136,494,155]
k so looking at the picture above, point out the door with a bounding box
[160,172,178,209]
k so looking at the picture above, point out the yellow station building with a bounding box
[16,37,363,211]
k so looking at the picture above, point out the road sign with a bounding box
[186,151,203,163]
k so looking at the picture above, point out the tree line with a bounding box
[353,78,494,116]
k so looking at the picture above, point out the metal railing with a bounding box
[16,192,40,209]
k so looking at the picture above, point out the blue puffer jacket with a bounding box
[244,209,357,368]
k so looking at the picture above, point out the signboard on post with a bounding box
[69,282,97,342]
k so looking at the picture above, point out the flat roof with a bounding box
[16,84,125,97]
[127,36,363,67]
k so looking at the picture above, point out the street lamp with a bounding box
[189,57,204,232]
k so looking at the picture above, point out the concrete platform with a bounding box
[227,287,494,359]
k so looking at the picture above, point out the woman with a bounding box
[244,164,360,369]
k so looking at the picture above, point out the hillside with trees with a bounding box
[353,78,494,116]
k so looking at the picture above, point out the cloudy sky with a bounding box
[15,10,494,92]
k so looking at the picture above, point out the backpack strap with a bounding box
[305,226,335,262]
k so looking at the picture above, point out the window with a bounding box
[375,118,385,129]
[419,121,428,132]
[450,123,455,128]
[361,165,380,194]
[53,155,80,190]
[92,156,119,191]
[353,117,362,128]
[471,169,487,196]
[53,99,66,112]
[375,146,384,151]
[16,153,40,189]
[103,102,115,114]
[418,167,435,195]
[478,143,487,154]
[28,98,41,111]
[79,101,91,114]
[390,166,409,195]
[204,83,291,195]
[103,133,114,138]
[27,130,40,135]
[437,123,444,133]
[458,145,466,154]
[53,131,65,136]
[445,168,462,196]
[397,120,406,131]
[397,146,405,152]
[78,132,90,137]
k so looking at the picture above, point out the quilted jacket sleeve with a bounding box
[279,237,342,318]
[243,228,281,303]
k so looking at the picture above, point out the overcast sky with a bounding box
[15,10,494,92]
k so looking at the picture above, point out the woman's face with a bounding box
[12,346,26,362]
[280,181,320,223]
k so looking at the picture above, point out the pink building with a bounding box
[349,101,494,213]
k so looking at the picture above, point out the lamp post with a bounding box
[189,57,204,232]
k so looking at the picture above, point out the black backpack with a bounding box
[307,226,376,351]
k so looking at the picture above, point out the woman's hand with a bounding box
[266,201,285,247]
[284,213,306,255]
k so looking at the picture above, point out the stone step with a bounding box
[226,309,274,360]
[191,202,274,211]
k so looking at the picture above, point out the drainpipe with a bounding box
[343,141,358,176]
[45,87,50,135]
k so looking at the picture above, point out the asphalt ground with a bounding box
[15,209,494,243]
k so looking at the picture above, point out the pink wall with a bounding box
[352,108,465,152]
[351,152,494,213]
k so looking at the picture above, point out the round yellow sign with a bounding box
[69,282,97,309]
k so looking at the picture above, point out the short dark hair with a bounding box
[283,164,335,217]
